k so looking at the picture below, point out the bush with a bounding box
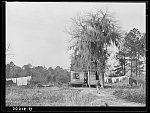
[113,88,146,104]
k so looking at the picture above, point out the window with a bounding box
[73,73,80,79]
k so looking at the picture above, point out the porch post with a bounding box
[88,71,90,88]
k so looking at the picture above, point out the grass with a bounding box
[65,90,100,106]
[6,85,63,106]
[112,80,146,104]
[104,74,146,104]
[103,75,146,104]
[6,85,101,106]
[6,77,146,106]
[113,88,146,104]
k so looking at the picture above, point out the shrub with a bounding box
[113,88,146,104]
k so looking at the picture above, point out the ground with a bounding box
[6,85,146,106]
[78,88,145,106]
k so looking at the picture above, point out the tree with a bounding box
[6,62,23,78]
[47,67,55,82]
[114,50,127,76]
[67,9,121,88]
[138,33,146,76]
[123,28,146,77]
[30,66,48,84]
[22,64,33,77]
[6,43,15,63]
[22,64,32,70]
[54,66,70,83]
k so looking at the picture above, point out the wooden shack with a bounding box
[70,54,99,87]
[70,70,99,87]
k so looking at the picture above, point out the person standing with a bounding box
[96,80,101,94]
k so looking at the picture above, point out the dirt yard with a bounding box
[6,85,146,106]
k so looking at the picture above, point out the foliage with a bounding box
[113,88,146,104]
[114,28,146,77]
[67,9,121,88]
[6,62,70,85]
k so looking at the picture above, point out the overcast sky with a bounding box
[6,2,146,69]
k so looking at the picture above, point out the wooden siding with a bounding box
[70,71,84,84]
[88,72,98,85]
[70,71,98,85]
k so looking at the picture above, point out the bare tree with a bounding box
[6,42,15,62]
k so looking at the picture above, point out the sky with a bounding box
[6,2,146,69]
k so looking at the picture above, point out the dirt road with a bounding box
[77,87,146,106]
